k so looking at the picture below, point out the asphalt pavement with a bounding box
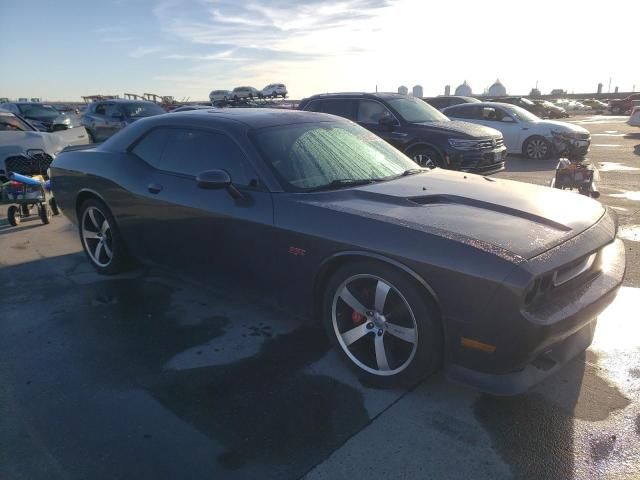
[0,115,638,480]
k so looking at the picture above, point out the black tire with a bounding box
[611,106,621,115]
[49,197,60,215]
[323,260,442,388]
[406,145,444,169]
[21,204,30,217]
[38,203,51,224]
[78,198,131,275]
[523,136,551,160]
[7,205,20,226]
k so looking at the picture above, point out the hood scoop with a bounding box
[408,194,572,232]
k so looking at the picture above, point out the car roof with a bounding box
[153,108,339,129]
[302,92,409,102]
[93,99,157,104]
[443,101,517,110]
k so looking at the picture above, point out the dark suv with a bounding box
[298,93,506,174]
[80,99,165,142]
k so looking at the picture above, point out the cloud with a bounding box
[154,0,395,54]
[129,46,165,58]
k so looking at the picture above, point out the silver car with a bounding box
[231,86,260,100]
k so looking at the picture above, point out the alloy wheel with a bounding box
[81,206,113,267]
[412,153,436,169]
[526,139,548,159]
[332,274,418,376]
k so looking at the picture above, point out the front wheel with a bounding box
[323,261,442,388]
[78,198,131,275]
[407,146,443,169]
[523,136,551,160]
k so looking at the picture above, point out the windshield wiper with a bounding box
[401,168,425,176]
[306,178,376,192]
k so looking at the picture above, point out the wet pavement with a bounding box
[1,115,639,479]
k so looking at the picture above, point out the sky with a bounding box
[1,0,638,101]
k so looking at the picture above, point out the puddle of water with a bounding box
[592,287,640,351]
[593,133,626,137]
[598,162,640,172]
[609,191,640,201]
[592,144,621,147]
[610,206,628,212]
[617,225,640,242]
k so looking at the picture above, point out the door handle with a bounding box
[148,183,163,194]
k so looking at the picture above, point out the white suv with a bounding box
[232,86,260,100]
[209,90,231,103]
[261,83,288,98]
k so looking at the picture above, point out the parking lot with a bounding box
[1,115,638,480]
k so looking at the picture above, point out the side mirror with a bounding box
[196,169,244,199]
[196,169,231,189]
[111,112,124,120]
[378,115,397,129]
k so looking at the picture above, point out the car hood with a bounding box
[411,120,502,139]
[0,129,89,161]
[536,120,590,134]
[299,169,605,261]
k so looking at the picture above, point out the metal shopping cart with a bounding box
[1,172,60,226]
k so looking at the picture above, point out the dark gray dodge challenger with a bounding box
[50,108,626,394]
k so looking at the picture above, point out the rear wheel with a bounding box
[78,198,130,275]
[7,205,20,226]
[323,261,442,388]
[407,146,443,169]
[523,136,551,160]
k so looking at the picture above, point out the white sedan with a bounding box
[442,102,591,159]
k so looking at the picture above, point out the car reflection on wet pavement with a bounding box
[1,114,640,480]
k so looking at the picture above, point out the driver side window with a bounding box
[357,100,393,124]
[94,103,107,116]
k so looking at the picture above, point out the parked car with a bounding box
[49,108,625,394]
[487,97,547,117]
[261,83,288,98]
[0,102,65,131]
[582,99,608,111]
[531,100,568,119]
[628,106,640,127]
[209,90,231,103]
[231,86,260,100]
[298,92,506,174]
[443,102,591,159]
[0,109,89,180]
[80,99,165,142]
[609,93,640,115]
[423,96,480,110]
[54,104,80,114]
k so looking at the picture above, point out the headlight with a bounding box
[551,129,570,138]
[448,138,479,150]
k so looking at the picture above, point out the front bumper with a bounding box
[447,146,507,175]
[445,238,626,395]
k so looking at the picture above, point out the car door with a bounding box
[466,106,522,153]
[90,103,109,141]
[355,99,405,149]
[128,126,273,285]
[103,104,125,139]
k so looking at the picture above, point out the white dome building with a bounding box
[454,81,472,96]
[398,85,408,95]
[412,85,423,98]
[488,78,507,96]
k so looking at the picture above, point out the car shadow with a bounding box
[0,216,47,236]
[504,155,558,172]
[0,253,379,480]
[624,132,640,140]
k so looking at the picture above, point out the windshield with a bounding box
[505,104,540,122]
[0,113,34,131]
[17,104,59,121]
[386,97,449,123]
[121,102,165,118]
[252,121,421,192]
